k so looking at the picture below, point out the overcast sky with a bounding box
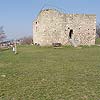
[0,0,100,40]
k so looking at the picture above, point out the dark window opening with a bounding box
[36,22,37,24]
[46,9,49,11]
[69,29,73,39]
[68,27,70,29]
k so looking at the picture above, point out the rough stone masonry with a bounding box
[33,9,96,46]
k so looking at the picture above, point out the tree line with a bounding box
[0,26,6,42]
[96,24,100,38]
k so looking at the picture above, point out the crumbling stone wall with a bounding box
[33,9,96,46]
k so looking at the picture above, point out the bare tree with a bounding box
[96,24,100,38]
[0,26,6,42]
[20,36,33,45]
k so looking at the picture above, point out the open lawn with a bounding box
[96,38,100,45]
[0,45,100,100]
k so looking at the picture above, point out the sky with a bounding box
[0,0,100,40]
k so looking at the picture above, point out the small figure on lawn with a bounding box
[12,42,17,54]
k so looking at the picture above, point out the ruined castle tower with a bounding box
[33,9,96,46]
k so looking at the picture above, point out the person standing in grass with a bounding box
[12,42,17,54]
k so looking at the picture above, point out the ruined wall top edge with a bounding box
[40,9,96,16]
[33,8,96,22]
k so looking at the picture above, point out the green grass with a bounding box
[0,45,100,100]
[95,38,100,44]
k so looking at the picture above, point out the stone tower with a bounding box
[33,9,96,46]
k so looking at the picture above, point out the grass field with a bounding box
[0,45,100,100]
[96,38,100,44]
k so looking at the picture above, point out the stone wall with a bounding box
[33,9,96,46]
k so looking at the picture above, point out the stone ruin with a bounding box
[33,9,96,47]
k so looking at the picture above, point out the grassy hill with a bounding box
[96,38,100,44]
[0,45,100,100]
